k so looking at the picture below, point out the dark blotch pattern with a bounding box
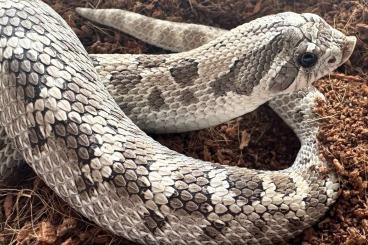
[110,70,142,95]
[271,174,296,195]
[210,71,236,97]
[210,33,284,97]
[109,70,142,115]
[169,58,199,86]
[119,103,137,116]
[179,88,199,106]
[148,87,166,111]
[269,59,299,92]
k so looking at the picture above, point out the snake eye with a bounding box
[298,52,318,68]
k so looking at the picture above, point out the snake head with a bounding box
[267,12,356,93]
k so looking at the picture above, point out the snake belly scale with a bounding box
[0,0,356,244]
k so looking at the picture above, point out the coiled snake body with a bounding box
[0,0,356,244]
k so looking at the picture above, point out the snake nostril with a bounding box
[328,57,337,64]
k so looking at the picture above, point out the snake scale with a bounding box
[0,0,356,244]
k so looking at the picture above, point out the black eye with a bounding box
[298,52,318,68]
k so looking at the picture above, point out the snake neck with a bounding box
[91,27,290,133]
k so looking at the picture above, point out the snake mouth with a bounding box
[340,36,356,65]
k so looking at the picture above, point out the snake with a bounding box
[0,0,357,244]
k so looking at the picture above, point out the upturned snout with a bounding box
[340,36,357,65]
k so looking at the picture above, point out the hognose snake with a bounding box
[0,0,356,244]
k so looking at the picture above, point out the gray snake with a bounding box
[0,0,356,244]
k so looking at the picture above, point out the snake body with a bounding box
[0,1,356,244]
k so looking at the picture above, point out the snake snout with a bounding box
[340,36,356,65]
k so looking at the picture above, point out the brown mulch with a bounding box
[0,0,367,244]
